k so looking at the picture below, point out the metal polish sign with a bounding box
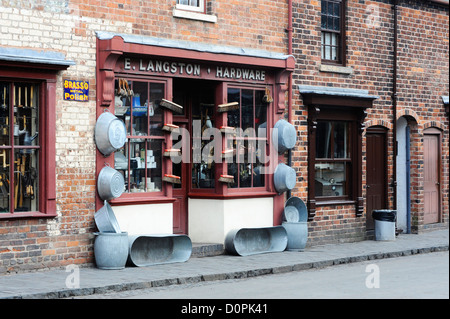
[63,79,89,102]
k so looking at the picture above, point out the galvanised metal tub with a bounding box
[225,226,288,256]
[127,234,192,267]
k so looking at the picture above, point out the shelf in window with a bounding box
[220,126,236,134]
[163,174,181,184]
[162,123,180,133]
[218,174,234,184]
[217,102,239,113]
[163,148,181,157]
[159,99,183,114]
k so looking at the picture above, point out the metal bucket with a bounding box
[94,200,121,233]
[127,234,192,267]
[94,111,127,156]
[282,222,308,251]
[225,226,288,256]
[273,163,296,193]
[94,232,129,270]
[283,196,308,222]
[97,166,125,201]
[273,119,297,154]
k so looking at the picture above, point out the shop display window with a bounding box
[226,87,267,189]
[314,120,352,198]
[0,82,40,213]
[113,79,165,194]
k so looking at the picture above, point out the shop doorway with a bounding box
[423,129,441,224]
[366,126,388,230]
[172,79,217,234]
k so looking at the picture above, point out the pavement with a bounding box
[0,228,448,299]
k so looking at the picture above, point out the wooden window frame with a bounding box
[0,64,63,219]
[176,0,206,13]
[321,0,346,66]
[225,84,270,192]
[303,92,374,220]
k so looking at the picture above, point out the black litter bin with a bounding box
[372,210,396,241]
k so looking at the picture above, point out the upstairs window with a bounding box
[176,0,205,13]
[321,0,345,64]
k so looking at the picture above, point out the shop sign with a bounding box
[63,79,89,102]
[122,58,267,82]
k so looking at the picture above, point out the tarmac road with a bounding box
[77,251,449,299]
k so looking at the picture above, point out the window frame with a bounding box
[314,120,353,201]
[0,69,59,220]
[309,108,359,206]
[224,83,272,194]
[176,0,205,13]
[108,75,175,205]
[321,0,346,66]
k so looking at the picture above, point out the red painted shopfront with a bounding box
[96,33,295,242]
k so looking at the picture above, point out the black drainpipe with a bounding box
[392,0,398,211]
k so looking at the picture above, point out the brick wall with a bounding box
[0,0,447,273]
[0,0,290,273]
[291,0,448,245]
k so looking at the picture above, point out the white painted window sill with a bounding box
[173,8,217,23]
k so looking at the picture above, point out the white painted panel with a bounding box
[113,203,173,236]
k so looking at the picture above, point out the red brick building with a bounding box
[292,0,449,244]
[0,0,448,273]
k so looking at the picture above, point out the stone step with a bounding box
[191,243,225,258]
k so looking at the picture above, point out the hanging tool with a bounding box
[18,155,25,208]
[1,86,6,110]
[14,157,19,209]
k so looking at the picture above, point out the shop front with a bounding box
[96,32,295,244]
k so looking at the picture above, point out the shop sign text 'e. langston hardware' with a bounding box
[122,58,267,82]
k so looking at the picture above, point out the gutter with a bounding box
[287,0,293,199]
[392,0,399,210]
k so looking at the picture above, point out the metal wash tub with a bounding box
[127,234,192,267]
[225,226,288,256]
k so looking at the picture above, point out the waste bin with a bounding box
[372,210,396,241]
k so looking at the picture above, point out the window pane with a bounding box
[332,46,337,61]
[321,15,327,29]
[0,82,40,214]
[334,122,348,158]
[146,139,162,192]
[149,83,164,136]
[241,89,253,132]
[327,16,333,30]
[227,88,240,129]
[315,162,347,197]
[333,2,340,16]
[0,83,10,146]
[131,81,148,137]
[321,1,327,14]
[333,17,340,31]
[0,149,11,213]
[192,160,215,188]
[255,90,267,132]
[316,122,332,158]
